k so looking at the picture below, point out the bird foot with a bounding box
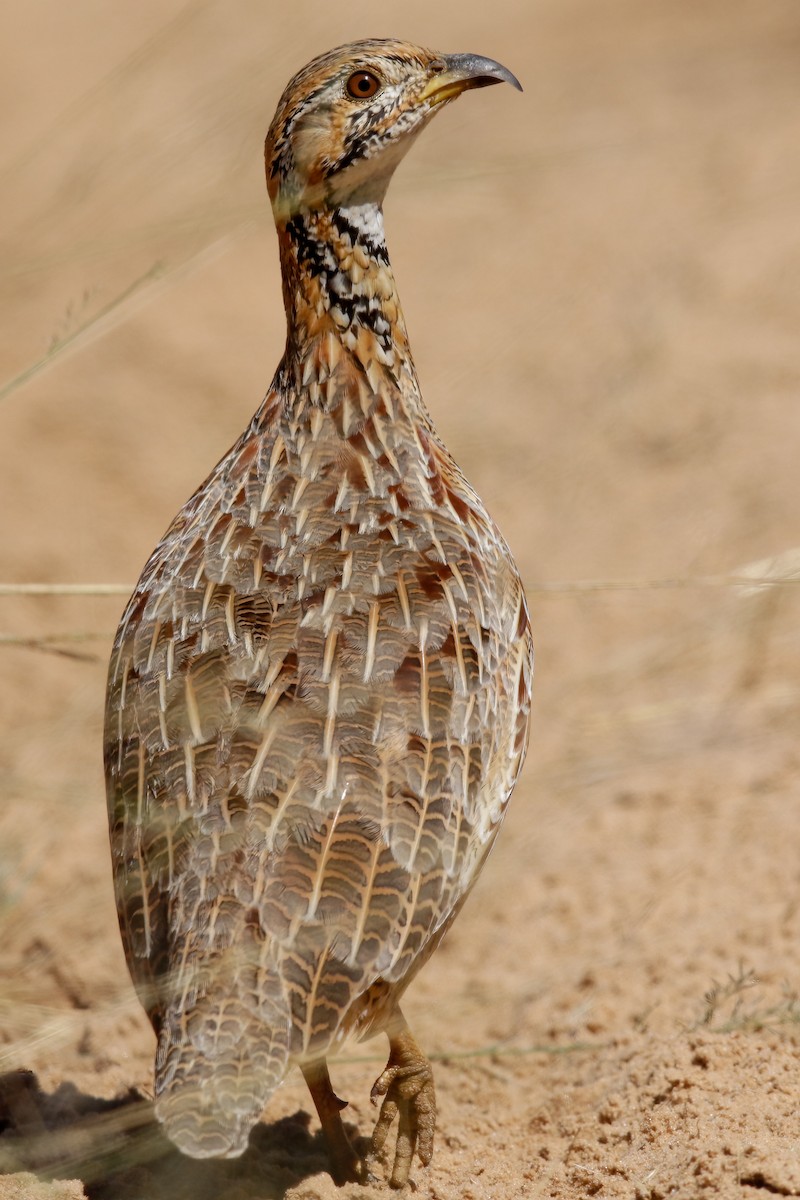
[328,1138,364,1187]
[302,1060,363,1186]
[366,1028,436,1189]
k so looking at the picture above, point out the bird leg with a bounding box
[301,1059,362,1186]
[367,1017,436,1189]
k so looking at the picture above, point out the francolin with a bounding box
[105,38,533,1189]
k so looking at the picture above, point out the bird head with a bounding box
[265,39,521,221]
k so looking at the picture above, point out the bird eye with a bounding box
[346,70,382,99]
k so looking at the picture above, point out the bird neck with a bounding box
[276,203,419,405]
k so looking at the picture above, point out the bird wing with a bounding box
[104,409,532,1152]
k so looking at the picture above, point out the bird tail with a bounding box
[153,981,291,1158]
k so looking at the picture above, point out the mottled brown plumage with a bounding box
[104,38,531,1188]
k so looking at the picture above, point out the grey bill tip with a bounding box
[442,52,523,93]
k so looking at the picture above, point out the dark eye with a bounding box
[346,70,381,99]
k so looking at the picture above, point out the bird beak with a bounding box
[420,53,523,107]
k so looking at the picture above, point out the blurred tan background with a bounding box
[2,2,800,1197]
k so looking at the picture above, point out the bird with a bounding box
[104,38,532,1189]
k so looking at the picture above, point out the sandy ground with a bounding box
[2,1,800,1197]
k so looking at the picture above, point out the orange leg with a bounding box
[301,1059,362,1186]
[367,1016,436,1189]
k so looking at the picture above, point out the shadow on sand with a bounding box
[0,1069,354,1199]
